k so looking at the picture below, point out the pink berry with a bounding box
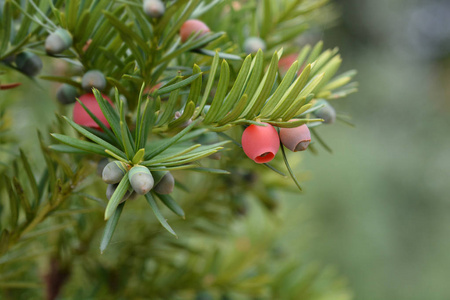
[241,123,280,163]
[73,93,113,130]
[279,123,311,152]
[180,20,210,43]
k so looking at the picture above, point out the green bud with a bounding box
[81,70,106,92]
[153,172,174,194]
[15,51,43,77]
[102,161,128,184]
[129,166,154,195]
[45,28,73,55]
[106,184,132,203]
[56,84,79,105]
[313,99,336,124]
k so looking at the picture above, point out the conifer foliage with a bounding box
[0,0,357,299]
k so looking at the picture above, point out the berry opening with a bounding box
[255,152,275,163]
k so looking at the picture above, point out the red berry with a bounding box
[73,94,113,129]
[241,123,280,163]
[180,20,210,43]
[278,54,304,77]
[279,123,311,152]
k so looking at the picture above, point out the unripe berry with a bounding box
[279,123,311,152]
[73,93,113,129]
[241,123,279,163]
[314,99,336,124]
[56,84,79,105]
[180,19,210,43]
[243,37,266,54]
[153,172,174,194]
[102,161,129,184]
[106,184,132,203]
[129,166,154,195]
[81,70,106,92]
[143,0,165,18]
[45,28,73,55]
[15,51,43,76]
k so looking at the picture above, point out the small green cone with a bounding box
[129,166,154,195]
[56,84,79,105]
[45,28,73,55]
[314,99,336,124]
[81,70,107,92]
[15,52,43,77]
[102,161,128,184]
[153,172,174,195]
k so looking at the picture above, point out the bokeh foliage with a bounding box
[0,0,357,298]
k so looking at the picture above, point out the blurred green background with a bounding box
[3,0,450,299]
[283,0,450,299]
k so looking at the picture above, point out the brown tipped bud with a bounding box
[153,172,175,194]
[279,123,311,152]
[102,161,128,184]
[129,166,154,195]
[81,70,106,92]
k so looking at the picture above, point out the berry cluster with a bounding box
[241,122,311,163]
[101,160,175,203]
[241,100,336,163]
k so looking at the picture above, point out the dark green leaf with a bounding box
[145,193,177,237]
[153,192,185,218]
